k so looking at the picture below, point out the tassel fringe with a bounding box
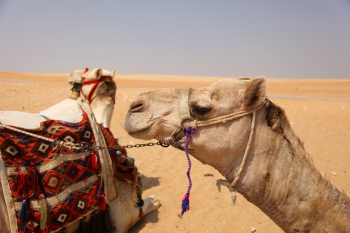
[101,195,106,211]
[90,211,98,233]
[103,205,110,233]
[20,196,27,224]
[91,153,98,172]
[181,193,190,217]
[39,194,48,230]
[78,216,87,233]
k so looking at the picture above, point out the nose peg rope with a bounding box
[181,126,195,217]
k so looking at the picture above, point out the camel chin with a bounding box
[125,121,156,140]
[171,140,186,151]
[124,118,173,142]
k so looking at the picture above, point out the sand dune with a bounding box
[0,71,350,233]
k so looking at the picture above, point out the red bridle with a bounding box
[81,68,116,105]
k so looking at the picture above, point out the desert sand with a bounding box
[1,71,350,233]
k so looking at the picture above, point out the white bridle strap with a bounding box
[176,86,267,128]
[176,88,192,122]
[190,99,267,129]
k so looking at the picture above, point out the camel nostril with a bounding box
[130,103,144,112]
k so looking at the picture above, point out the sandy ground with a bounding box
[1,71,350,233]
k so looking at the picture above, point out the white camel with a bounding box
[123,77,350,233]
[0,68,160,233]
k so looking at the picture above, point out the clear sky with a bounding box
[0,0,349,78]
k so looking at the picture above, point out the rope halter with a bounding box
[175,87,267,207]
[81,69,116,105]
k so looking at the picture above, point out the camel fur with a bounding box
[123,77,350,233]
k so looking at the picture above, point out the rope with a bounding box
[230,111,256,187]
[190,99,266,129]
[81,76,116,105]
[216,179,236,207]
[216,111,256,207]
[180,126,195,217]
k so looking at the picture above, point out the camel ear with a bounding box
[95,68,103,80]
[111,70,115,78]
[243,77,266,108]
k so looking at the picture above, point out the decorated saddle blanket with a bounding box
[0,111,126,233]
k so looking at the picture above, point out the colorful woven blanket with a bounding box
[0,111,124,233]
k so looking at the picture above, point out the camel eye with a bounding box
[193,106,212,115]
[130,103,144,112]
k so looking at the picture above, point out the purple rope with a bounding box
[181,126,195,217]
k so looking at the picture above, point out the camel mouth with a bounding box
[123,114,157,138]
[168,128,186,150]
[173,127,186,142]
[125,121,155,138]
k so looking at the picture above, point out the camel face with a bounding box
[188,79,246,120]
[67,69,85,85]
[123,88,183,142]
[78,68,117,128]
[124,78,266,159]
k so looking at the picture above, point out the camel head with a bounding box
[124,78,350,232]
[124,77,266,169]
[68,68,116,128]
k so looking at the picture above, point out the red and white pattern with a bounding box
[0,110,116,232]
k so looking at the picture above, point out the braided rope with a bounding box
[229,111,256,187]
[216,111,256,206]
[181,126,195,217]
[190,99,266,129]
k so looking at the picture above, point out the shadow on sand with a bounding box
[140,174,160,191]
[128,175,161,232]
[128,208,160,233]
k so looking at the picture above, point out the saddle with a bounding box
[0,110,141,233]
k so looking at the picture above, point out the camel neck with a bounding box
[229,110,350,232]
[68,91,80,100]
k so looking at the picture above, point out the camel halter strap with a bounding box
[82,76,116,105]
[176,87,267,209]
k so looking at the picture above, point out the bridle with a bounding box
[76,68,115,105]
[81,76,116,105]
[176,88,267,129]
[175,87,267,207]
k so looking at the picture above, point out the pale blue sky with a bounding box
[0,0,349,78]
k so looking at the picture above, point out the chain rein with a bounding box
[76,141,171,152]
[0,123,171,154]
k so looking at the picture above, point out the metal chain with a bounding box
[118,141,170,148]
[94,141,171,150]
[1,123,171,152]
[53,140,171,152]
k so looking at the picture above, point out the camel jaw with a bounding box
[123,114,158,140]
[125,122,157,140]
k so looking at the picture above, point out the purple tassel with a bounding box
[181,193,190,216]
[181,126,195,217]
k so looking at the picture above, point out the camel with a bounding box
[0,68,160,233]
[123,77,350,233]
[67,68,116,128]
